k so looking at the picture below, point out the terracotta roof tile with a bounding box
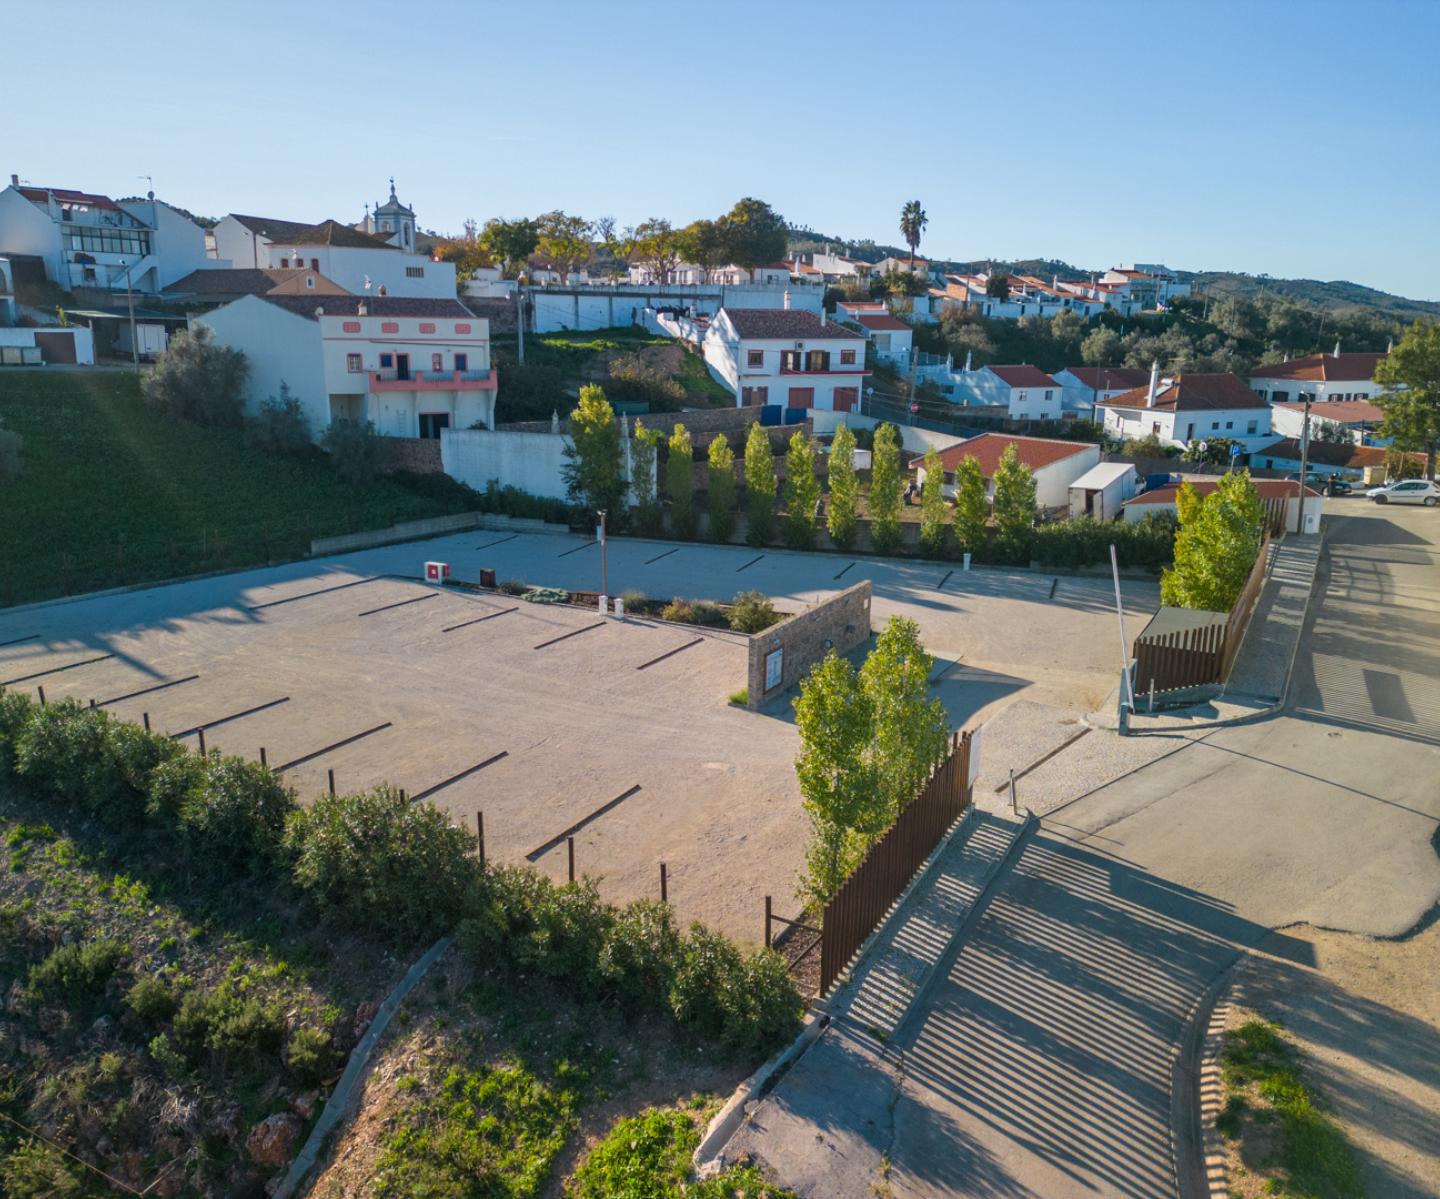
[986,365,1059,389]
[1253,438,1390,469]
[856,314,910,332]
[1248,352,1387,383]
[1125,479,1320,505]
[931,432,1093,477]
[258,295,476,320]
[720,308,865,340]
[1061,367,1151,391]
[1099,373,1270,412]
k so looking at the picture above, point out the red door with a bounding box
[787,387,814,409]
[833,387,858,413]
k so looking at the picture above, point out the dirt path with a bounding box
[1224,917,1440,1198]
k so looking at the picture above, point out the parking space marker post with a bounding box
[259,747,267,768]
[327,769,336,796]
[477,812,485,866]
[197,728,207,755]
[37,687,46,706]
[141,711,148,730]
[567,836,575,882]
[765,896,772,949]
[660,863,668,903]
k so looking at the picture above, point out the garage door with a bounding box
[33,331,77,364]
[833,387,858,412]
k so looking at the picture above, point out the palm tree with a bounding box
[899,200,928,270]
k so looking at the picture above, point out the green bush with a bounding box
[1031,512,1177,571]
[105,719,184,796]
[660,598,694,624]
[125,975,177,1024]
[145,752,209,822]
[0,1141,87,1198]
[322,417,383,485]
[669,926,803,1055]
[727,591,780,634]
[24,939,125,1009]
[14,701,142,822]
[285,787,475,943]
[476,871,616,989]
[174,754,293,874]
[0,687,34,777]
[596,900,682,1014]
[285,1024,337,1086]
[570,1108,696,1199]
[245,382,312,455]
[496,578,529,595]
[172,981,285,1074]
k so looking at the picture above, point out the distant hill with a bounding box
[786,226,1437,320]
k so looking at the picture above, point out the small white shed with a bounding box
[1068,462,1139,522]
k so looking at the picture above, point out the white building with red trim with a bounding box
[948,362,1064,421]
[914,432,1101,507]
[194,294,496,440]
[1247,348,1388,404]
[702,306,869,412]
[1097,366,1273,448]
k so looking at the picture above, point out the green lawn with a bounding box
[0,372,472,607]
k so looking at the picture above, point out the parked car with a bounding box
[1366,478,1440,506]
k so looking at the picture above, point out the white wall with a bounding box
[273,244,456,299]
[809,408,959,457]
[193,297,327,431]
[119,199,216,286]
[0,325,95,364]
[317,313,490,395]
[1249,377,1382,403]
[530,282,821,334]
[1033,446,1102,507]
[0,188,61,281]
[442,427,570,499]
[1068,468,1138,521]
[212,216,265,269]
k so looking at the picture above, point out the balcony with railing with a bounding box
[370,368,496,392]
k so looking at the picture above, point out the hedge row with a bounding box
[0,692,803,1056]
[1030,512,1178,571]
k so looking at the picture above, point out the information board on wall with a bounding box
[764,647,784,692]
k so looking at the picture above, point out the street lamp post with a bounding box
[119,259,139,374]
[597,509,608,600]
[1296,394,1314,534]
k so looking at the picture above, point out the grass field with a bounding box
[0,372,473,608]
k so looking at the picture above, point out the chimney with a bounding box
[1146,359,1160,409]
[1333,339,1341,358]
[1387,338,1394,353]
[783,290,791,310]
[820,308,826,327]
[357,300,367,316]
[964,350,973,373]
[8,174,16,187]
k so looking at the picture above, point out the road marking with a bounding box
[558,540,597,557]
[247,577,379,611]
[275,721,393,771]
[3,654,114,686]
[0,634,40,648]
[357,593,437,617]
[834,561,857,580]
[736,554,765,573]
[442,606,518,633]
[526,784,643,860]
[409,751,509,802]
[636,637,704,671]
[936,570,953,590]
[97,675,200,707]
[475,534,519,551]
[170,696,291,739]
[533,621,606,650]
[644,547,679,565]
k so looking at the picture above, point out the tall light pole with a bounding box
[1296,393,1314,534]
[597,509,608,599]
[119,259,139,374]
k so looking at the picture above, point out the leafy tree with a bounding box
[827,423,859,550]
[1081,326,1123,367]
[952,455,988,555]
[606,353,683,411]
[707,434,737,542]
[861,616,950,824]
[881,268,925,297]
[1315,420,1353,445]
[1375,320,1440,477]
[991,443,1037,562]
[744,421,777,546]
[899,200,928,268]
[535,210,593,281]
[433,234,495,288]
[783,430,821,549]
[562,384,627,518]
[142,324,248,426]
[868,422,903,554]
[321,417,382,484]
[918,445,948,557]
[666,423,695,538]
[676,218,728,282]
[633,218,682,282]
[478,216,539,276]
[1161,472,1266,611]
[985,274,1011,301]
[1182,436,1240,466]
[245,380,311,454]
[592,216,637,282]
[630,418,662,535]
[794,652,876,906]
[716,198,788,272]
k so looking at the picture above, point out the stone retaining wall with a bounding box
[746,581,871,710]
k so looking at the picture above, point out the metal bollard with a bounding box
[259,747,267,768]
[567,836,576,883]
[327,769,336,796]
[660,862,668,903]
[197,728,207,755]
[764,895,772,949]
[476,811,485,866]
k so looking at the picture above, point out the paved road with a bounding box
[736,503,1440,1197]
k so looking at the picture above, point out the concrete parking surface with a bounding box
[0,529,1158,944]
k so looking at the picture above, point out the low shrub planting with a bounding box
[660,598,727,627]
[171,980,287,1076]
[24,939,125,1009]
[284,1024,337,1086]
[1030,512,1177,571]
[124,974,177,1024]
[496,578,529,595]
[727,590,781,633]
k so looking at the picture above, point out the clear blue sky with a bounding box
[9,1,1439,299]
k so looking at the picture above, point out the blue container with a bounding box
[759,404,781,426]
[782,407,807,425]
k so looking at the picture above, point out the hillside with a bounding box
[0,373,474,608]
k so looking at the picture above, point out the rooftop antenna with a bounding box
[138,174,153,198]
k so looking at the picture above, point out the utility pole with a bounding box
[121,259,139,375]
[515,277,526,365]
[1296,394,1314,534]
[597,509,608,599]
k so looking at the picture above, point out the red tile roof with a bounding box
[259,295,477,320]
[1248,352,1386,383]
[1099,372,1271,412]
[931,433,1094,477]
[856,313,910,332]
[1253,438,1391,469]
[986,365,1059,389]
[1270,399,1385,423]
[1061,367,1151,391]
[720,308,865,340]
[1126,479,1320,506]
[18,185,121,211]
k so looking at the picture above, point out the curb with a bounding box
[1172,953,1243,1199]
[276,935,453,1199]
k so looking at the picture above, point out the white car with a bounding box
[1366,478,1440,506]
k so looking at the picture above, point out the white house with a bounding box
[1123,478,1323,535]
[703,305,869,412]
[802,249,874,282]
[1247,348,1388,404]
[1268,399,1387,446]
[1098,366,1273,448]
[163,267,352,308]
[194,294,496,440]
[1068,461,1140,522]
[949,362,1064,422]
[1098,265,1191,309]
[915,432,1101,508]
[1250,437,1405,481]
[0,255,15,325]
[841,308,913,364]
[872,256,935,281]
[212,210,454,299]
[1053,366,1152,418]
[0,176,214,294]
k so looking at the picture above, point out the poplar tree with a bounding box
[561,385,626,518]
[826,423,859,551]
[744,421,777,546]
[666,423,695,538]
[1161,472,1266,611]
[707,433,737,543]
[630,419,662,536]
[991,442,1037,563]
[918,445,948,558]
[783,430,821,550]
[869,422,903,554]
[860,616,949,824]
[952,455,989,555]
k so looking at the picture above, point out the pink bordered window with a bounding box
[420,322,436,333]
[381,321,400,333]
[343,321,362,333]
[454,323,472,334]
